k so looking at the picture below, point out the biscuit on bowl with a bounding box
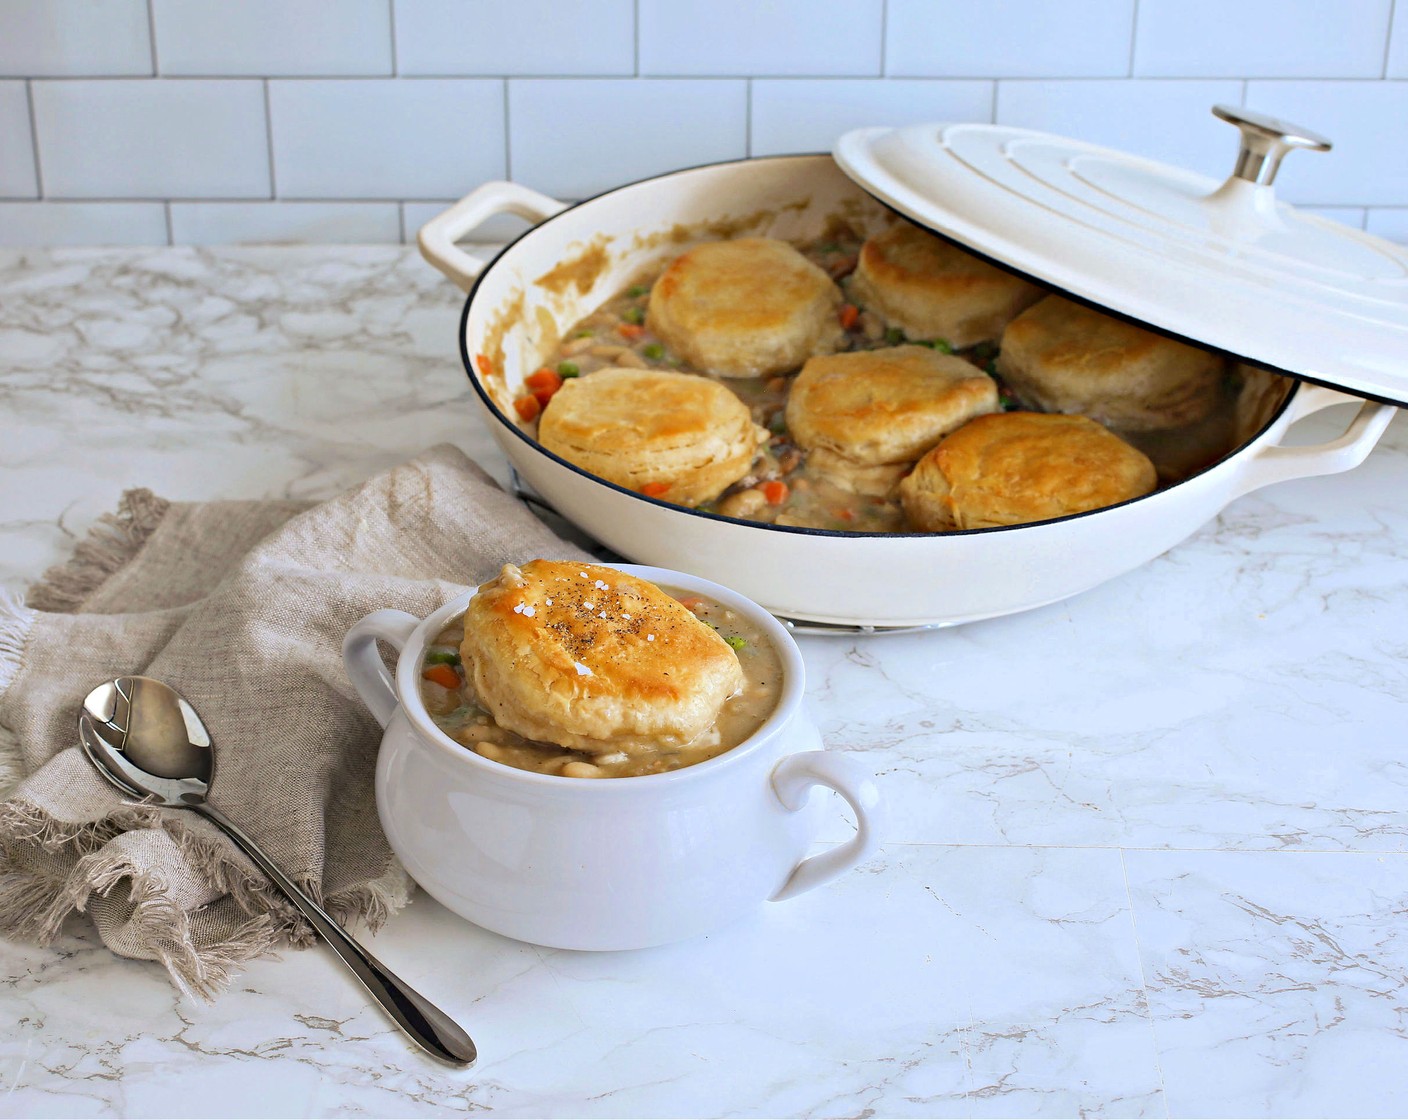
[646,237,844,378]
[785,345,999,497]
[460,560,745,754]
[537,367,765,506]
[848,223,1047,348]
[996,295,1227,431]
[899,411,1158,531]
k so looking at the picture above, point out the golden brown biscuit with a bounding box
[996,295,1226,431]
[462,561,745,754]
[647,238,844,378]
[785,345,999,496]
[538,367,765,506]
[848,223,1046,349]
[899,411,1158,531]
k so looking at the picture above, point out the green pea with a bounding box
[925,338,954,353]
[884,327,905,345]
[642,343,665,360]
[627,284,649,298]
[623,307,645,325]
[424,648,460,666]
[724,635,747,651]
[574,328,594,338]
[557,360,580,377]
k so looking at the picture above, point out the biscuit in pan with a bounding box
[785,345,999,496]
[462,560,745,753]
[848,223,1047,349]
[899,411,1158,531]
[647,238,844,378]
[996,295,1226,431]
[537,367,765,506]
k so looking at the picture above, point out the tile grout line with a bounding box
[1119,848,1172,1119]
[24,79,44,199]
[1384,0,1398,78]
[388,0,399,77]
[1128,0,1140,77]
[263,79,277,205]
[145,0,159,76]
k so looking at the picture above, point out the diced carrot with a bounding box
[676,595,706,613]
[422,663,461,690]
[513,394,541,421]
[639,481,671,498]
[618,323,646,341]
[836,507,856,522]
[525,368,563,395]
[838,303,860,330]
[761,480,789,505]
[475,353,496,378]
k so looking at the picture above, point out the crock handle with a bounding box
[417,181,569,291]
[769,751,882,902]
[342,609,421,729]
[1232,396,1397,499]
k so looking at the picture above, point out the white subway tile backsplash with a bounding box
[169,202,400,244]
[996,80,1244,181]
[751,79,992,157]
[268,79,504,199]
[0,0,151,77]
[886,0,1135,78]
[0,82,37,196]
[639,0,882,77]
[1,0,1404,246]
[1245,81,1408,205]
[1134,0,1391,78]
[395,0,633,76]
[1366,208,1408,243]
[32,79,270,198]
[152,0,392,77]
[0,201,167,245]
[509,79,746,199]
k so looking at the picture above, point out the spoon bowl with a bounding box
[77,675,476,1068]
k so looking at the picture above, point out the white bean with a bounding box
[474,741,504,760]
[561,760,603,778]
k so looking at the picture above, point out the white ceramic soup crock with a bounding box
[418,151,1399,630]
[342,564,881,951]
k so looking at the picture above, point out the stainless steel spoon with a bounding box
[78,676,477,1068]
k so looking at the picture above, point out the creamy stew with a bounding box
[507,231,1264,532]
[418,592,783,778]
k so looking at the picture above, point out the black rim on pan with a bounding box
[453,152,1307,542]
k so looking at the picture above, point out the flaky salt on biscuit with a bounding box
[537,368,766,506]
[899,411,1157,531]
[849,223,1046,349]
[647,238,844,378]
[461,561,745,754]
[996,295,1226,431]
[785,345,999,496]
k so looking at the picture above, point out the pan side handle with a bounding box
[417,182,568,291]
[1231,392,1397,499]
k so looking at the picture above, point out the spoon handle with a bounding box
[192,802,477,1067]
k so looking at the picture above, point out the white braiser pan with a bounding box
[419,106,1403,629]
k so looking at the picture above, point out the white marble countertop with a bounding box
[2,245,1407,1119]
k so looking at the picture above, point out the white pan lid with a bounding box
[834,105,1408,406]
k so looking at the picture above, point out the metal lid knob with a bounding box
[1213,104,1331,187]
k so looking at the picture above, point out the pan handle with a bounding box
[417,181,568,291]
[1232,392,1397,499]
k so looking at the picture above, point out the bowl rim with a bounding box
[391,562,808,791]
[454,151,1304,539]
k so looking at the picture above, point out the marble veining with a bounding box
[2,246,1407,1117]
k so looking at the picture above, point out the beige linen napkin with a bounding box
[0,445,590,996]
